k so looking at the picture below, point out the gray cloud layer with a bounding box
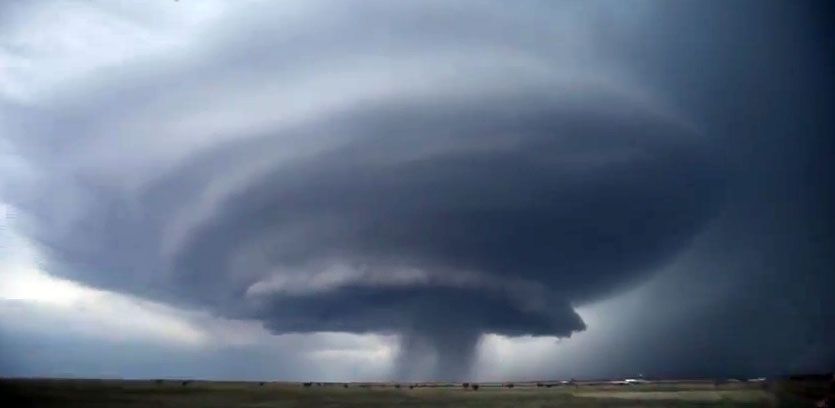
[2,0,832,379]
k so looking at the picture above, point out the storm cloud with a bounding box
[1,0,832,380]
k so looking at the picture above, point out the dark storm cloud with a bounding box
[170,92,721,299]
[1,0,728,379]
[3,0,831,380]
[530,0,835,379]
[657,0,835,377]
[9,83,723,378]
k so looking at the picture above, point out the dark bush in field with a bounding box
[181,381,192,386]
[154,379,163,385]
[536,382,543,387]
[395,384,401,389]
[472,384,479,391]
[505,383,514,389]
[344,383,349,388]
[303,382,312,387]
[258,382,265,386]
[462,382,469,389]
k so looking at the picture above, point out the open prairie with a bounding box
[2,378,826,407]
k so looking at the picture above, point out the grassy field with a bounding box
[0,378,826,407]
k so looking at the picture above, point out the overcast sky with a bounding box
[1,0,833,381]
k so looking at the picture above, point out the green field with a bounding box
[1,378,826,407]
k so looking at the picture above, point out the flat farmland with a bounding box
[3,378,825,407]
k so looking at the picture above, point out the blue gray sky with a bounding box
[1,0,833,381]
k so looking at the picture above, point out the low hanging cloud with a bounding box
[2,0,730,379]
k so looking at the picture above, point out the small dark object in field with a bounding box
[505,383,514,388]
[344,383,349,388]
[472,384,479,391]
[394,384,401,389]
[546,384,553,388]
[181,381,191,386]
[409,385,414,389]
[462,382,469,389]
[303,382,312,387]
[537,382,544,387]
[258,382,265,386]
[154,379,164,385]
